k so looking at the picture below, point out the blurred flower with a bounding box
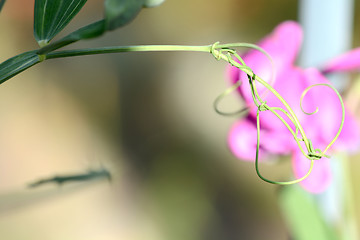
[227,21,360,193]
[323,48,360,73]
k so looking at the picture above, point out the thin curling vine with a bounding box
[211,42,345,185]
[0,40,345,186]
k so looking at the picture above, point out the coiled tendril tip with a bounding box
[211,42,345,186]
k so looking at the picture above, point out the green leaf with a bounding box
[104,0,144,31]
[0,0,6,12]
[34,0,88,46]
[37,0,165,54]
[0,51,40,84]
[63,19,106,40]
[37,20,106,55]
[143,0,165,8]
[279,185,337,240]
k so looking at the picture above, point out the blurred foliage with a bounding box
[279,185,337,240]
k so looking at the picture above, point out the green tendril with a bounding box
[213,80,249,116]
[301,84,345,155]
[300,86,319,115]
[210,42,345,185]
[255,108,315,185]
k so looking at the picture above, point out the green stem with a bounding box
[44,43,329,160]
[0,41,343,185]
[39,42,344,185]
[45,45,212,59]
[46,44,307,147]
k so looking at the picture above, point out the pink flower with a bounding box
[323,48,360,73]
[227,21,360,193]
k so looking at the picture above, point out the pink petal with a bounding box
[261,129,295,155]
[227,64,241,88]
[299,68,360,152]
[292,150,332,193]
[235,21,303,103]
[255,21,303,74]
[244,67,309,132]
[300,68,343,142]
[323,48,360,73]
[228,118,295,161]
[333,109,360,152]
[228,118,262,161]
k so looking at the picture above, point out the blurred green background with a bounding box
[0,0,359,239]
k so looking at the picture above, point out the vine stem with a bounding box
[43,43,345,185]
[45,43,312,154]
[45,45,212,59]
[45,43,304,137]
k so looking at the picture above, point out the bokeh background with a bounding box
[0,0,360,239]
